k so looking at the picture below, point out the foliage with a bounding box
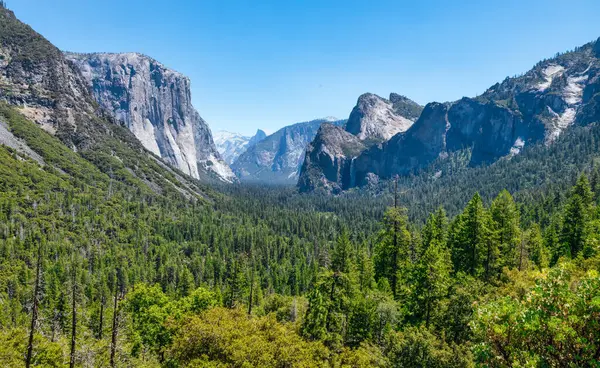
[1,99,600,366]
[473,265,600,367]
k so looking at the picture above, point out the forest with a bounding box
[0,104,599,367]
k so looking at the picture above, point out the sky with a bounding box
[10,0,600,136]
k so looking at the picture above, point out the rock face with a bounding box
[298,123,365,193]
[345,93,422,143]
[298,94,422,191]
[214,129,266,165]
[0,6,101,147]
[232,118,345,184]
[299,39,600,192]
[65,52,236,182]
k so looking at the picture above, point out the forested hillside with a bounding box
[1,100,600,366]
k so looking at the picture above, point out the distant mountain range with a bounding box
[213,129,267,165]
[231,117,346,184]
[299,38,600,193]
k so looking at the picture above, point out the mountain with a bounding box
[232,117,345,184]
[345,93,423,143]
[214,129,267,164]
[299,94,423,192]
[0,5,208,198]
[299,39,600,192]
[64,52,236,183]
[297,123,366,192]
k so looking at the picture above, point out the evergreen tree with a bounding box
[450,193,490,277]
[526,223,549,270]
[302,287,328,341]
[331,230,353,275]
[224,256,246,309]
[560,174,593,258]
[545,216,563,265]
[356,247,376,292]
[411,212,452,327]
[374,207,411,299]
[69,260,78,368]
[302,233,357,347]
[25,233,43,368]
[422,207,448,253]
[490,190,521,276]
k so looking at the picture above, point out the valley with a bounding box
[1,2,600,367]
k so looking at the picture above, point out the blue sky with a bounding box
[10,0,600,135]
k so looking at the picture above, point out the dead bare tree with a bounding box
[26,238,43,368]
[69,265,77,368]
[110,271,120,368]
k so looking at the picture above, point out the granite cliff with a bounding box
[65,52,236,182]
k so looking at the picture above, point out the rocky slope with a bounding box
[232,118,345,184]
[297,123,365,192]
[299,38,600,192]
[298,94,422,192]
[214,129,266,164]
[345,93,422,143]
[0,6,100,147]
[0,5,209,198]
[65,52,236,183]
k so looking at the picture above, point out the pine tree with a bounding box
[110,267,124,368]
[527,223,549,270]
[450,193,490,277]
[422,207,448,252]
[573,174,593,206]
[247,257,256,315]
[374,207,411,299]
[412,212,452,327]
[69,264,77,368]
[25,234,43,368]
[490,190,521,277]
[225,256,246,308]
[331,230,353,275]
[590,165,600,202]
[302,287,328,340]
[302,233,357,346]
[356,247,376,292]
[560,175,593,258]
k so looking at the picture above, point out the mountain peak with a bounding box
[248,129,267,146]
[254,128,267,138]
[345,92,420,143]
[594,36,600,57]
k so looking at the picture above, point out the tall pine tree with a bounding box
[374,207,411,299]
[450,193,490,277]
[490,190,521,278]
[560,174,593,258]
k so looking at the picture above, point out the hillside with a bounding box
[0,5,214,198]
